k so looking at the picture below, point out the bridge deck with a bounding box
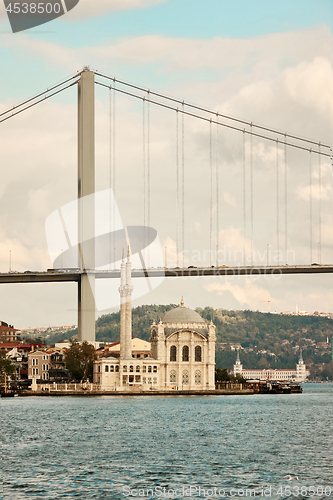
[0,265,332,283]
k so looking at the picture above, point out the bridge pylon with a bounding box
[77,68,96,343]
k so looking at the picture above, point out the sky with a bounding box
[0,0,332,328]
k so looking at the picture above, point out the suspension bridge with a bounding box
[1,68,332,342]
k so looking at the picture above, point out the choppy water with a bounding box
[1,384,332,500]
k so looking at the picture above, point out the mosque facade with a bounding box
[93,251,216,391]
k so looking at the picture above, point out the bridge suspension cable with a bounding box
[284,135,288,264]
[250,124,253,266]
[309,150,313,263]
[95,80,330,158]
[0,80,79,124]
[318,144,322,264]
[108,82,117,268]
[276,140,280,265]
[243,130,246,266]
[210,119,213,264]
[94,71,330,151]
[182,102,185,262]
[0,74,80,121]
[176,109,180,267]
[215,115,220,265]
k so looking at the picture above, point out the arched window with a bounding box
[182,345,189,362]
[170,370,176,383]
[170,345,177,362]
[115,365,119,372]
[195,346,202,362]
[136,365,140,372]
[195,370,201,385]
[148,366,152,373]
[182,371,189,385]
[105,365,109,372]
[110,365,114,372]
[130,365,134,372]
[123,365,127,372]
[153,366,157,373]
[98,365,101,373]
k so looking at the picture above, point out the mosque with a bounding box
[93,251,216,391]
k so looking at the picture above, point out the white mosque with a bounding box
[233,349,309,382]
[93,251,216,391]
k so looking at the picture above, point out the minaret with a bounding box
[119,248,133,359]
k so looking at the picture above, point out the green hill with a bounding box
[45,305,333,371]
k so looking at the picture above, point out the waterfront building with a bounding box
[93,251,216,391]
[97,338,151,359]
[0,321,21,342]
[28,350,51,381]
[233,350,309,382]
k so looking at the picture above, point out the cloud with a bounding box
[64,0,165,21]
[204,279,272,310]
[297,183,332,201]
[0,0,165,21]
[282,57,333,117]
[0,25,332,324]
[223,191,237,208]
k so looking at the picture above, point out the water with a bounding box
[1,384,332,499]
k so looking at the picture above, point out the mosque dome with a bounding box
[162,299,205,324]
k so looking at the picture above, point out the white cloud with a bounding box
[0,0,165,21]
[204,279,272,310]
[223,191,237,208]
[0,24,332,324]
[297,183,332,201]
[282,57,333,116]
[195,222,201,233]
[64,0,166,21]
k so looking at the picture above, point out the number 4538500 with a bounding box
[6,3,62,14]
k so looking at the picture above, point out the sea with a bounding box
[1,383,332,500]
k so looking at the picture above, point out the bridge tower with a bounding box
[77,68,96,342]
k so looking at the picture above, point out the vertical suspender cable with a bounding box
[209,119,213,265]
[147,92,151,230]
[318,142,321,264]
[243,130,246,266]
[182,102,185,264]
[112,80,116,267]
[176,109,179,267]
[216,113,220,266]
[331,149,333,247]
[284,134,288,264]
[276,139,280,265]
[309,149,313,264]
[250,123,253,266]
[109,86,112,270]
[143,98,146,228]
[147,92,151,268]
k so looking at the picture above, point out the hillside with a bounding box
[42,305,333,372]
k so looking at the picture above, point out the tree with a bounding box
[215,368,230,381]
[0,352,16,383]
[65,341,96,382]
